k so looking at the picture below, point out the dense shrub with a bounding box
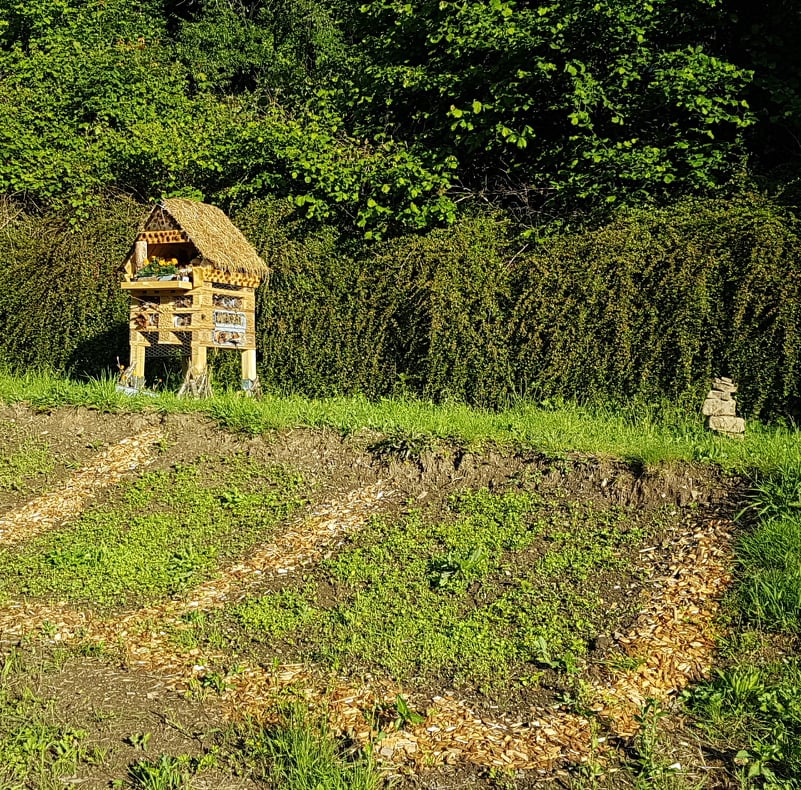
[1,192,799,418]
[237,200,514,405]
[0,196,134,376]
[236,199,395,398]
[511,194,801,416]
[247,193,801,417]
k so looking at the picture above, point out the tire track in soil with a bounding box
[0,473,734,774]
[0,428,163,546]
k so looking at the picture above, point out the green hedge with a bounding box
[0,193,799,418]
[0,196,135,376]
[511,195,801,416]
[236,201,514,405]
[245,194,801,417]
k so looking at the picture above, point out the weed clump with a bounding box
[229,488,656,690]
[686,466,801,785]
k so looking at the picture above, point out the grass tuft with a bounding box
[0,652,91,787]
[241,705,380,790]
[735,468,801,633]
[686,461,801,786]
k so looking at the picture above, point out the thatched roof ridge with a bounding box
[147,198,268,278]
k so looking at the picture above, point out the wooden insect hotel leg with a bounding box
[121,340,147,391]
[178,344,212,398]
[241,348,261,397]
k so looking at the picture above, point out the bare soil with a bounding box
[0,405,742,789]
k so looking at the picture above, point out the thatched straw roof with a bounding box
[143,199,268,278]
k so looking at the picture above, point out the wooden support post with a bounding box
[122,341,146,391]
[241,348,256,380]
[178,344,212,398]
[241,348,260,397]
[191,344,207,377]
[134,240,147,271]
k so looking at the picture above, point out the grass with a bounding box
[233,705,380,790]
[0,651,95,789]
[687,654,801,787]
[2,370,801,786]
[683,466,801,788]
[0,417,56,495]
[0,457,304,610]
[126,755,191,790]
[184,487,665,691]
[1,369,799,474]
[119,709,380,790]
[0,647,380,790]
[733,466,801,639]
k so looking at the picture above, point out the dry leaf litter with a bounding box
[0,462,734,774]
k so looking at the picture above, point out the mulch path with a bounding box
[0,428,163,545]
[0,481,397,661]
[0,439,735,776]
[219,514,734,773]
[592,517,733,738]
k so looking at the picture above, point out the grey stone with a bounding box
[710,388,733,401]
[708,415,746,434]
[702,398,737,417]
[712,377,737,393]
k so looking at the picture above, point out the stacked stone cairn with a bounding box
[703,377,745,437]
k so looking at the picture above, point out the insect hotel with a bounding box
[119,199,268,396]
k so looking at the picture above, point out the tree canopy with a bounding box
[0,0,798,232]
[347,0,753,215]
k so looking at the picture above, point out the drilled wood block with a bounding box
[138,229,189,244]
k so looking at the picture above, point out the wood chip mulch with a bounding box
[0,482,395,659]
[145,513,733,774]
[116,481,396,672]
[0,428,163,546]
[225,666,594,774]
[0,468,735,776]
[208,515,736,772]
[590,516,734,737]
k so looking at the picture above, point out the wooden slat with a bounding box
[121,280,193,291]
[209,269,261,288]
[157,332,186,346]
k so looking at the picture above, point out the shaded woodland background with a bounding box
[1,0,800,417]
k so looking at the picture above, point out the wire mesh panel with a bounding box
[142,332,192,358]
